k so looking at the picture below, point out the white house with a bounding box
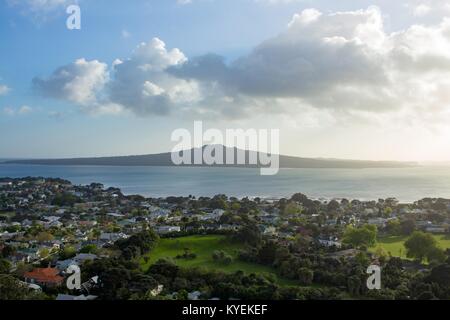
[155,226,181,234]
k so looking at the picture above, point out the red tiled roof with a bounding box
[24,268,64,284]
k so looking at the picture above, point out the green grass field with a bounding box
[140,235,297,286]
[370,234,450,259]
[0,211,15,219]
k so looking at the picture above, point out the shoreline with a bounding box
[0,176,433,204]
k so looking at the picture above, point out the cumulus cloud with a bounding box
[169,6,450,121]
[33,58,113,114]
[0,84,10,96]
[32,6,450,124]
[170,6,389,113]
[33,38,201,116]
[107,38,202,116]
[405,0,450,17]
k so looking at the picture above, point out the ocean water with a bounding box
[0,164,449,202]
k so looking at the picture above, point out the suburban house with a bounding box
[425,226,447,234]
[56,294,97,301]
[73,253,98,265]
[99,232,127,242]
[155,225,181,234]
[318,238,342,248]
[367,218,388,227]
[24,267,64,287]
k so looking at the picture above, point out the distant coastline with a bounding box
[2,145,417,169]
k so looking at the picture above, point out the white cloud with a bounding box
[31,6,450,126]
[177,0,192,5]
[171,7,388,113]
[142,81,165,97]
[107,38,200,116]
[7,0,78,21]
[2,106,33,116]
[405,0,450,17]
[18,105,33,114]
[33,58,111,114]
[169,6,450,123]
[0,84,10,96]
[34,38,199,116]
[288,8,322,26]
[413,4,432,17]
[121,29,131,39]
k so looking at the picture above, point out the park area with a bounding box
[370,234,450,259]
[140,234,296,285]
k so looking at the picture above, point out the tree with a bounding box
[283,202,302,216]
[210,195,228,210]
[148,259,179,279]
[427,246,446,264]
[36,231,54,242]
[59,246,76,260]
[343,225,377,249]
[39,248,49,258]
[383,207,393,217]
[374,247,389,263]
[212,250,233,265]
[92,229,101,241]
[297,268,314,285]
[347,275,362,296]
[400,219,416,236]
[428,263,450,288]
[404,231,445,263]
[176,289,188,300]
[1,245,16,258]
[291,193,309,203]
[51,192,81,206]
[257,241,278,265]
[235,223,262,246]
[327,200,340,212]
[14,262,32,278]
[80,244,98,254]
[0,259,11,274]
[385,219,400,235]
[115,229,159,260]
[0,275,46,300]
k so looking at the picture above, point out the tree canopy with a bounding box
[343,225,377,249]
[404,231,445,263]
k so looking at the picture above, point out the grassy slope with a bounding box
[0,211,15,218]
[140,235,297,286]
[370,234,450,259]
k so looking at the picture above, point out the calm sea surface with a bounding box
[0,164,449,202]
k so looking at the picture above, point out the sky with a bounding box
[1,0,450,161]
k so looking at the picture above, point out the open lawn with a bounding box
[140,235,297,286]
[0,211,16,219]
[370,234,450,259]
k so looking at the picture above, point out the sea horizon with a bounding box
[1,163,450,203]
